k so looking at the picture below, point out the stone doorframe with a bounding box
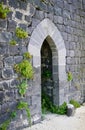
[28,18,67,105]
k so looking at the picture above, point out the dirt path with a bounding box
[23,105,85,130]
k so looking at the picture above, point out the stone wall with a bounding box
[0,0,85,129]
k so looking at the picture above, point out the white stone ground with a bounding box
[24,105,85,130]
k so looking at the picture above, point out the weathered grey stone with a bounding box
[18,23,27,30]
[0,61,3,68]
[0,92,4,103]
[1,103,9,114]
[57,16,63,24]
[7,20,17,31]
[25,15,32,25]
[54,6,62,16]
[18,0,27,10]
[6,89,15,101]
[9,45,19,56]
[32,18,40,28]
[67,104,75,116]
[57,0,64,9]
[30,4,36,16]
[63,10,71,19]
[10,79,19,88]
[2,67,14,79]
[3,82,9,90]
[9,0,19,8]
[0,0,85,129]
[15,11,23,20]
[4,56,14,67]
[34,10,44,20]
[7,11,13,20]
[39,1,48,12]
[0,19,7,29]
[14,56,23,64]
[0,32,12,42]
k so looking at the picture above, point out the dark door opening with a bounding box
[41,39,53,108]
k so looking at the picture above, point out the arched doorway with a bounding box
[41,39,53,103]
[28,18,67,117]
[41,36,59,106]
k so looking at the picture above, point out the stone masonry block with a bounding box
[0,19,7,29]
[4,56,14,67]
[15,11,23,20]
[7,20,17,31]
[2,67,14,79]
[0,32,12,43]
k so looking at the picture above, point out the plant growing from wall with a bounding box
[23,52,32,59]
[70,99,80,108]
[0,27,33,129]
[9,40,17,46]
[42,93,67,115]
[67,71,73,90]
[17,101,31,126]
[0,2,10,19]
[14,59,33,79]
[13,53,33,127]
[0,110,17,130]
[17,80,27,97]
[15,27,28,39]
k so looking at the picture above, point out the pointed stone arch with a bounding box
[28,18,67,105]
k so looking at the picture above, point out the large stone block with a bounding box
[7,20,17,31]
[34,10,44,20]
[0,32,12,43]
[14,56,23,64]
[0,92,4,103]
[2,67,14,79]
[4,56,14,67]
[15,11,23,20]
[0,19,7,29]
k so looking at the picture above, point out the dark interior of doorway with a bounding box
[41,39,54,113]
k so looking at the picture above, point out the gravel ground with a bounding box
[23,105,85,130]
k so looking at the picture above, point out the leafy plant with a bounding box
[56,102,67,115]
[67,71,73,81]
[23,52,32,59]
[10,111,17,119]
[15,28,28,39]
[17,101,31,125]
[14,60,33,79]
[70,99,80,108]
[0,2,10,19]
[17,80,27,97]
[0,119,10,130]
[42,93,67,115]
[9,40,17,46]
